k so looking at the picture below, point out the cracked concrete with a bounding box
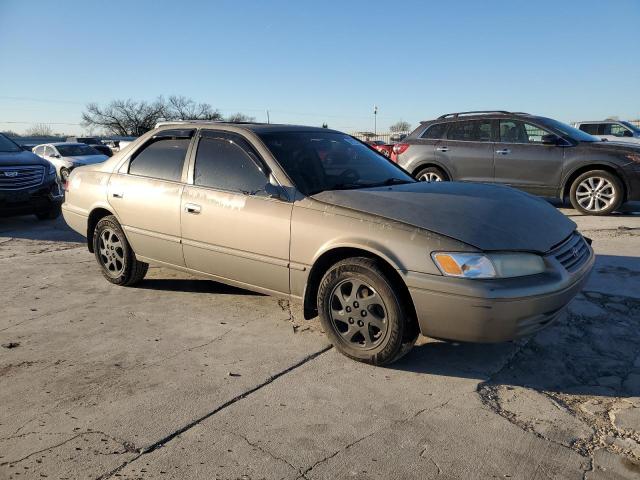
[1,208,640,479]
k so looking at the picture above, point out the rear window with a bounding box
[421,123,447,139]
[129,133,192,182]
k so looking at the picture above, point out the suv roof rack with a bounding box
[437,110,511,119]
[155,120,267,128]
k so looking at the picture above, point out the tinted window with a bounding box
[129,137,191,182]
[194,135,268,194]
[500,120,552,144]
[446,120,492,141]
[257,131,414,195]
[421,123,447,139]
[579,124,599,135]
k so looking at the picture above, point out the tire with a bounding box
[569,170,623,215]
[35,203,61,221]
[317,257,418,365]
[92,215,148,286]
[415,166,447,183]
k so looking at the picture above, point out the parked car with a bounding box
[573,120,640,145]
[66,136,113,157]
[365,140,393,157]
[33,142,108,182]
[62,122,593,365]
[393,111,640,215]
[0,133,63,220]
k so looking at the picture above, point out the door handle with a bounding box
[495,148,511,155]
[185,203,201,214]
[112,192,124,198]
[436,146,449,152]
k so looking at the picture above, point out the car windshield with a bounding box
[540,118,600,142]
[258,131,415,195]
[77,137,101,144]
[57,144,100,156]
[0,133,23,152]
[621,121,640,133]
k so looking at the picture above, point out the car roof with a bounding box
[155,121,343,135]
[49,142,91,147]
[420,111,540,125]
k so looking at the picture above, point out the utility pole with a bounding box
[373,105,378,137]
[266,110,270,124]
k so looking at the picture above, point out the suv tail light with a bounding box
[392,143,410,155]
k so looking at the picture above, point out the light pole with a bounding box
[373,105,378,137]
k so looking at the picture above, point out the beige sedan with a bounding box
[62,122,594,365]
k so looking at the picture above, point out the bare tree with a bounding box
[226,113,256,123]
[82,96,224,136]
[389,120,411,133]
[25,123,54,137]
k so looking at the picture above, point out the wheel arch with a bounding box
[411,161,451,180]
[87,207,116,252]
[302,246,417,325]
[561,163,628,201]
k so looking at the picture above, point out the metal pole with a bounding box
[373,105,378,137]
[266,110,270,124]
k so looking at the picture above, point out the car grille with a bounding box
[550,232,590,273]
[0,166,45,190]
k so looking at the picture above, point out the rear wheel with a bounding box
[415,166,447,183]
[317,257,418,365]
[569,170,623,215]
[93,215,148,286]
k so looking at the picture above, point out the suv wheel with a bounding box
[415,166,447,183]
[317,257,418,365]
[93,215,148,286]
[569,170,623,215]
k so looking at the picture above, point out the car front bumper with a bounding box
[405,244,594,343]
[0,181,63,218]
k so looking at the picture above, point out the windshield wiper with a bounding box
[361,178,414,188]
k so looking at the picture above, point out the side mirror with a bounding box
[264,182,287,201]
[541,133,560,145]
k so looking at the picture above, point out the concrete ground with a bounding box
[1,205,640,480]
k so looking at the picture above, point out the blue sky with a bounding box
[0,0,638,134]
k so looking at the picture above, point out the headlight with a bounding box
[432,252,546,279]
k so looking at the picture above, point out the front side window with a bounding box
[44,146,57,157]
[194,133,268,195]
[500,120,552,144]
[33,146,45,156]
[609,123,630,137]
[421,123,447,139]
[257,131,414,195]
[446,120,492,142]
[129,134,191,182]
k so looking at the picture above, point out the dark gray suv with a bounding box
[393,111,640,215]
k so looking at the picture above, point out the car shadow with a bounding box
[0,215,84,243]
[133,278,262,296]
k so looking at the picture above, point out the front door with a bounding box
[493,120,565,196]
[434,119,495,182]
[180,130,292,295]
[108,129,194,266]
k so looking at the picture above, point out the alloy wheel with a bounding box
[329,278,389,350]
[418,172,442,182]
[98,228,125,277]
[575,176,616,212]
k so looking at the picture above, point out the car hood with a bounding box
[0,150,50,167]
[579,140,640,154]
[311,182,576,253]
[64,154,108,164]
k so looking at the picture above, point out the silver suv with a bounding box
[393,111,640,215]
[573,120,640,145]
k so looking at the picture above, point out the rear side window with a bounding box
[194,133,268,195]
[129,132,192,182]
[446,120,492,141]
[578,124,599,135]
[421,123,447,139]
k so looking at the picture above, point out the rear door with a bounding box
[107,129,194,266]
[494,120,564,195]
[434,119,495,181]
[180,130,292,295]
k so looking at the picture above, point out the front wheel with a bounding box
[93,215,148,286]
[317,257,418,365]
[569,170,623,215]
[415,166,447,183]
